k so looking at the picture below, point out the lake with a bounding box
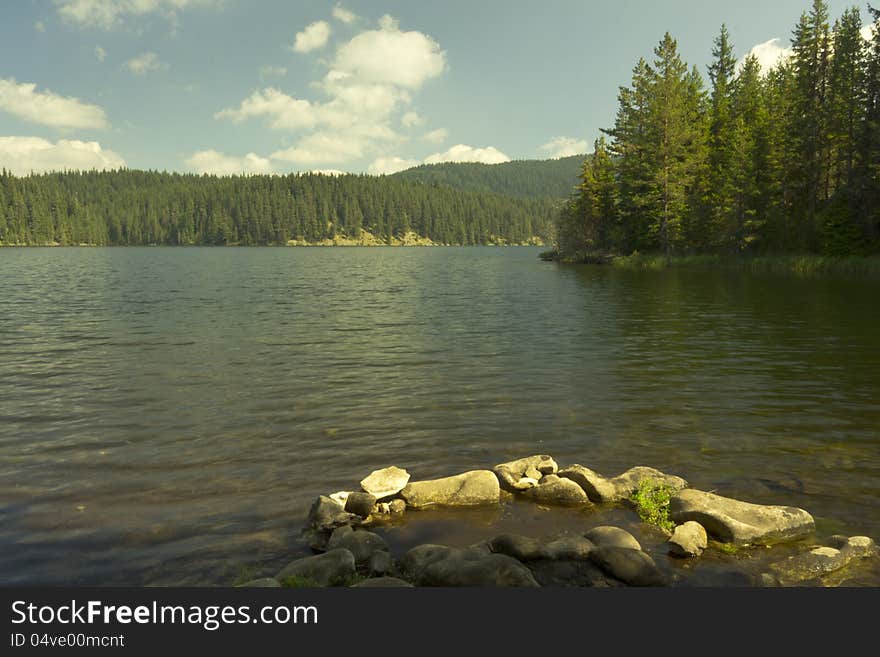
[1,246,878,585]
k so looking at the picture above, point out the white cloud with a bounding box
[0,78,109,129]
[35,21,46,32]
[124,52,165,75]
[95,46,106,62]
[401,111,423,127]
[55,0,223,30]
[259,65,287,79]
[332,4,356,24]
[743,38,793,74]
[0,136,124,174]
[332,14,446,89]
[217,15,445,167]
[424,144,510,165]
[185,149,273,175]
[368,156,418,175]
[271,132,369,166]
[422,128,448,144]
[292,20,331,53]
[539,136,588,159]
[862,24,876,42]
[216,88,318,131]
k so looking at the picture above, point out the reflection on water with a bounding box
[0,247,878,585]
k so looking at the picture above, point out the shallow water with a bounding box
[0,246,878,585]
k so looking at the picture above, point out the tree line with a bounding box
[556,1,880,258]
[0,169,553,246]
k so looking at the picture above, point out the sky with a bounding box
[0,0,876,176]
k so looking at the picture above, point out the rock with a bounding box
[558,465,618,502]
[559,465,687,503]
[494,455,558,492]
[540,535,595,561]
[421,552,540,587]
[329,491,351,508]
[520,474,590,507]
[352,577,413,588]
[236,577,281,587]
[400,544,539,587]
[512,477,539,491]
[769,547,848,584]
[528,560,624,587]
[400,470,501,508]
[525,467,543,480]
[841,536,876,558]
[584,526,642,551]
[669,521,708,558]
[769,536,877,585]
[277,549,356,586]
[388,499,406,514]
[344,492,377,518]
[589,546,667,586]
[669,488,815,546]
[374,502,391,515]
[360,466,411,500]
[367,551,395,577]
[327,526,388,566]
[306,495,357,531]
[399,544,457,580]
[489,534,544,561]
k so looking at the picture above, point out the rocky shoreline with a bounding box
[237,456,878,588]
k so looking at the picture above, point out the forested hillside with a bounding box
[556,0,880,258]
[0,170,554,246]
[393,156,584,199]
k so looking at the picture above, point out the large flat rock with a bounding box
[559,465,687,503]
[669,488,815,546]
[360,466,410,499]
[400,470,500,508]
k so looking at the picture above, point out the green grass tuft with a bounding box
[630,479,676,533]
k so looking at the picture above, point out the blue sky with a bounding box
[0,0,875,175]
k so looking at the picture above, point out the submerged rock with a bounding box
[559,465,687,503]
[277,549,356,586]
[768,536,877,585]
[326,526,389,566]
[520,474,590,506]
[540,535,595,561]
[528,560,624,587]
[494,455,558,492]
[589,546,667,586]
[669,488,815,546]
[401,544,539,587]
[360,466,411,500]
[489,533,594,562]
[400,470,501,508]
[669,521,708,558]
[585,526,642,551]
[488,534,544,561]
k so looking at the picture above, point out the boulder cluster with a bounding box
[237,456,878,588]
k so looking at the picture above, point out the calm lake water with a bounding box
[1,247,878,585]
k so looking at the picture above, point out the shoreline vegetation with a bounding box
[0,229,544,248]
[235,456,878,588]
[540,250,880,275]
